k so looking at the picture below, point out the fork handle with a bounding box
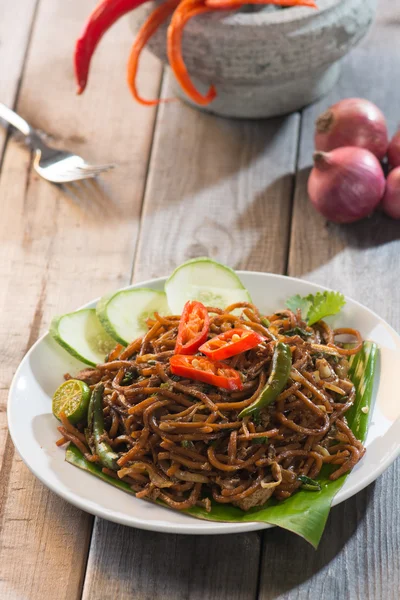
[0,103,32,137]
[0,102,45,151]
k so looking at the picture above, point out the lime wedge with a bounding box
[52,379,91,424]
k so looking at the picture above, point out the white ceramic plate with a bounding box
[8,272,400,534]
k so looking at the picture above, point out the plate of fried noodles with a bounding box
[8,267,400,545]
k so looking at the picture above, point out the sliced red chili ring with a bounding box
[169,355,243,391]
[175,301,209,355]
[199,328,265,361]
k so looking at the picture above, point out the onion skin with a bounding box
[382,167,400,219]
[387,130,400,169]
[308,147,385,224]
[315,98,389,160]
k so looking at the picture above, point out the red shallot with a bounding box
[387,130,400,169]
[307,147,385,224]
[382,167,400,220]
[315,98,389,160]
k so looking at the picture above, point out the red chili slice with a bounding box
[175,301,210,355]
[199,328,265,361]
[169,355,243,391]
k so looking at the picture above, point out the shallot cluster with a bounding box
[308,98,400,222]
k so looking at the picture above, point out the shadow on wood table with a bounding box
[258,482,375,599]
[326,212,400,251]
[59,178,121,221]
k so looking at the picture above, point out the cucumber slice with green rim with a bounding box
[50,308,116,366]
[96,288,170,345]
[165,257,252,314]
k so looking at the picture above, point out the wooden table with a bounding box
[1,1,399,598]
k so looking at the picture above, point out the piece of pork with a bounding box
[65,368,102,386]
[233,486,274,511]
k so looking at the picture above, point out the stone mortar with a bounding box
[131,0,377,118]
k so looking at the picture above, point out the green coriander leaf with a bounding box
[285,295,313,318]
[286,291,345,325]
[306,291,346,326]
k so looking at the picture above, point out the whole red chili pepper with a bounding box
[74,0,150,95]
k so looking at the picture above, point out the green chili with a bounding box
[88,383,119,470]
[239,342,292,418]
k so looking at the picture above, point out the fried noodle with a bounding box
[58,304,364,512]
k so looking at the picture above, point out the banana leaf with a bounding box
[66,341,378,547]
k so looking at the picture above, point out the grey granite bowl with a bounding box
[131,0,377,118]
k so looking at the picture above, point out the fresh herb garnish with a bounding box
[286,291,345,326]
[181,440,195,449]
[285,327,312,339]
[121,370,135,385]
[251,413,262,427]
[297,475,321,491]
[252,436,269,445]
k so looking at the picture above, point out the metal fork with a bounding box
[0,103,114,183]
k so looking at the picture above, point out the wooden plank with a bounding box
[83,521,261,600]
[0,0,39,501]
[0,0,162,598]
[0,0,38,160]
[134,74,300,280]
[259,2,400,599]
[82,69,300,599]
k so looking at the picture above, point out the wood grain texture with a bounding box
[133,72,299,281]
[259,2,400,599]
[0,1,161,598]
[0,0,38,160]
[83,522,260,600]
[81,71,300,600]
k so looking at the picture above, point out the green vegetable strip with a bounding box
[65,342,378,548]
[88,383,119,471]
[239,342,292,418]
[345,341,377,440]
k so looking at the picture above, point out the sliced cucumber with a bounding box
[50,308,116,366]
[165,257,252,314]
[96,287,170,345]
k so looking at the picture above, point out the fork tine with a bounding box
[79,166,114,177]
[57,164,113,181]
[78,163,116,172]
[61,167,112,182]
